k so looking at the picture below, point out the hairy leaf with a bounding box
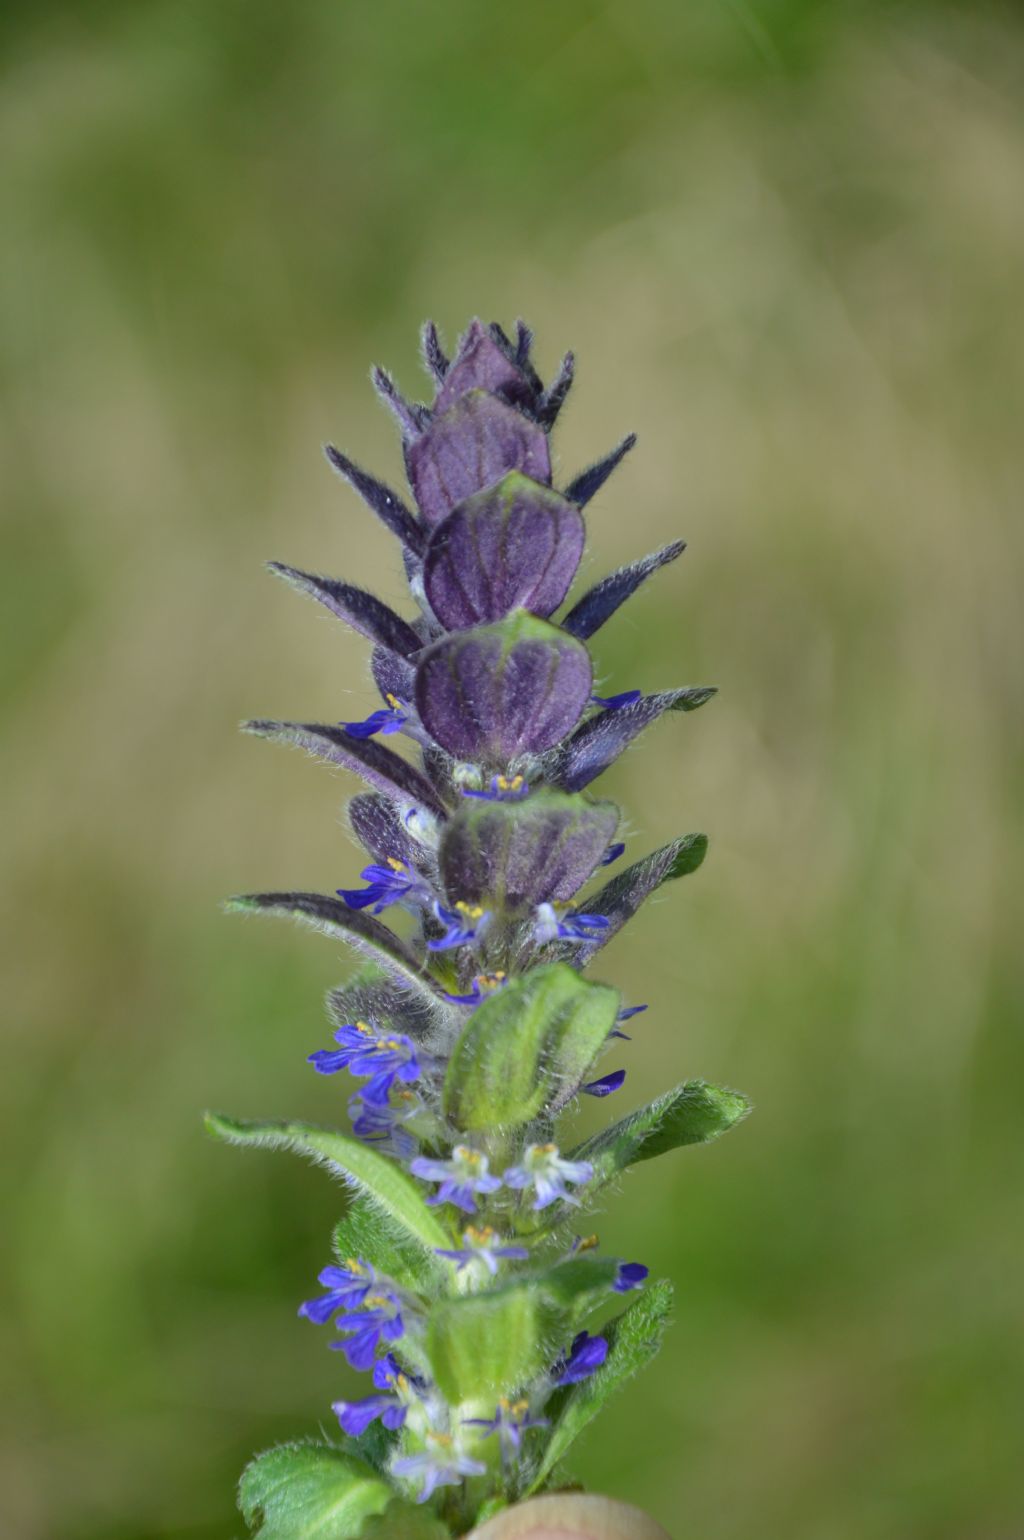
[325,445,426,554]
[267,563,421,656]
[243,720,447,818]
[567,1081,751,1184]
[563,433,636,508]
[225,893,441,1003]
[347,793,431,872]
[528,1281,674,1492]
[426,1283,546,1404]
[205,1114,451,1257]
[238,1441,392,1540]
[564,834,708,963]
[554,688,717,793]
[333,1199,444,1293]
[425,1258,618,1405]
[561,541,686,641]
[443,963,619,1130]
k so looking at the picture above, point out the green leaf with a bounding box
[567,1080,751,1185]
[666,687,717,711]
[663,831,708,880]
[239,1441,392,1539]
[527,1281,674,1493]
[566,833,708,963]
[424,1257,619,1404]
[443,963,619,1129]
[426,1280,545,1404]
[205,1114,450,1260]
[333,1199,444,1294]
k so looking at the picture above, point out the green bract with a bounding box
[443,964,619,1129]
[208,317,748,1537]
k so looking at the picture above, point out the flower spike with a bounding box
[214,317,746,1534]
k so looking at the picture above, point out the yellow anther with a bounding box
[355,1021,373,1035]
[511,1400,529,1416]
[396,1372,407,1391]
[365,1294,391,1309]
[380,1038,402,1051]
[538,1142,558,1155]
[345,1257,363,1272]
[386,694,401,709]
[577,1233,600,1252]
[386,856,406,872]
[455,900,484,918]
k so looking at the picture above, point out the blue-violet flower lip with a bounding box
[328,1291,405,1371]
[503,1143,593,1210]
[337,857,426,915]
[340,694,408,738]
[435,1224,530,1275]
[552,1330,609,1385]
[443,970,508,1006]
[307,1020,423,1106]
[298,1258,376,1324]
[613,1261,650,1293]
[460,773,530,802]
[427,900,491,952]
[392,1432,487,1503]
[581,1069,626,1098]
[533,902,611,945]
[410,1146,503,1213]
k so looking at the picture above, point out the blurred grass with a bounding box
[1,2,1023,1537]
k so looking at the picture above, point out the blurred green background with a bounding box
[2,3,1022,1537]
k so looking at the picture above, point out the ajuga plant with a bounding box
[207,318,749,1540]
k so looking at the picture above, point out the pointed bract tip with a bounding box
[421,319,449,381]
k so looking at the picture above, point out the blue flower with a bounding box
[503,1143,593,1211]
[581,1069,626,1098]
[348,1088,418,1159]
[460,773,530,802]
[551,1330,608,1386]
[308,1020,422,1106]
[613,1262,650,1294]
[328,1290,405,1371]
[591,689,642,710]
[340,693,408,738]
[435,1225,530,1277]
[533,902,611,946]
[298,1258,376,1324]
[410,1146,503,1214]
[426,900,491,952]
[600,840,626,865]
[609,1002,648,1041]
[392,1433,486,1503]
[337,858,426,915]
[443,970,508,1006]
[464,1398,549,1464]
[332,1353,420,1436]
